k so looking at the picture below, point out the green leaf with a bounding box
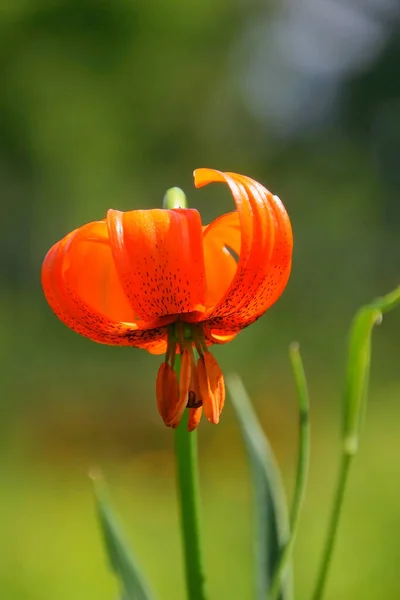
[268,343,310,600]
[343,286,400,455]
[227,375,292,600]
[91,473,156,600]
[342,306,380,454]
[312,285,400,600]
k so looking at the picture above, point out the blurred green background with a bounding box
[1,1,399,599]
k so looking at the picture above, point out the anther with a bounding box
[187,390,202,409]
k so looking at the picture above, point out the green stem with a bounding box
[174,358,207,600]
[312,452,352,600]
[269,343,310,600]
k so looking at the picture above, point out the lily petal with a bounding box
[194,169,275,321]
[107,208,206,323]
[210,195,292,336]
[194,170,292,335]
[232,176,292,323]
[41,222,167,348]
[202,211,241,310]
[61,221,136,322]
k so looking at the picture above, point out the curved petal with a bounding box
[202,211,241,309]
[63,220,136,323]
[41,222,168,348]
[204,175,292,335]
[107,208,206,323]
[194,169,276,322]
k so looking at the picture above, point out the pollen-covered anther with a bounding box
[197,351,225,424]
[156,362,179,426]
[167,347,193,428]
[187,391,202,408]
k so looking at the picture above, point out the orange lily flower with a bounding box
[41,169,293,431]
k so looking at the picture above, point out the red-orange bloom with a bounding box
[41,169,293,430]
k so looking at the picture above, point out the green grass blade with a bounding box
[269,343,310,600]
[91,473,156,600]
[343,285,400,454]
[313,285,400,600]
[227,375,292,600]
[370,285,400,314]
[342,306,381,454]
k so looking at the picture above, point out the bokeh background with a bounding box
[1,1,399,599]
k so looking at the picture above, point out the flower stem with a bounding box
[174,358,207,600]
[311,452,352,600]
[269,343,310,600]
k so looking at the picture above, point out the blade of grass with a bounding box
[371,285,400,313]
[312,285,400,600]
[91,472,156,600]
[342,307,381,455]
[269,343,310,600]
[227,374,292,600]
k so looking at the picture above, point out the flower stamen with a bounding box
[158,322,225,430]
[187,391,202,409]
[197,351,225,424]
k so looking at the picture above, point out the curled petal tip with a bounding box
[193,168,224,189]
